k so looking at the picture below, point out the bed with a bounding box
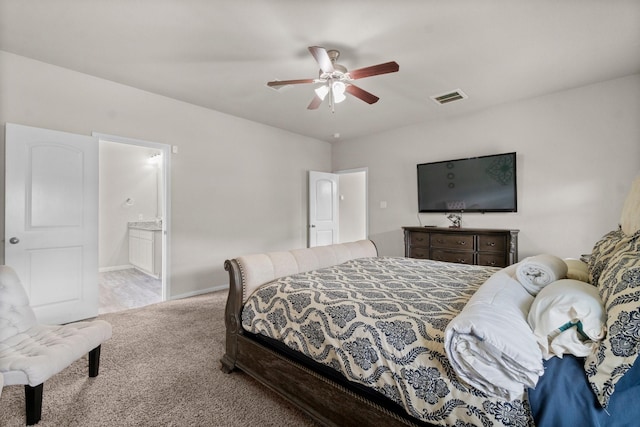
[221,179,640,427]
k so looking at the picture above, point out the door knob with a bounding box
[9,237,20,244]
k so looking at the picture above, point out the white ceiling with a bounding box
[1,1,639,143]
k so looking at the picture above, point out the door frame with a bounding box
[307,168,369,247]
[92,132,171,301]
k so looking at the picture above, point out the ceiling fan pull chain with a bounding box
[329,80,336,113]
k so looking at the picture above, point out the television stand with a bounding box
[402,226,519,267]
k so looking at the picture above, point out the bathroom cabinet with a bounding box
[129,227,162,278]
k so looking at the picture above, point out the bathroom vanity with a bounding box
[128,221,162,278]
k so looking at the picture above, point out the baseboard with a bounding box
[132,267,161,279]
[169,284,228,301]
[99,265,133,273]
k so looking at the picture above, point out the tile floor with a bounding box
[99,268,162,314]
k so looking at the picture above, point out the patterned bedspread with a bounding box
[241,256,534,427]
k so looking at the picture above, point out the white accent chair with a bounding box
[0,265,112,425]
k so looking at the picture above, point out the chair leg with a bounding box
[89,345,101,377]
[24,383,43,425]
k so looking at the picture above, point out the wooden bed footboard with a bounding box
[220,239,378,374]
[220,258,243,374]
[220,240,437,426]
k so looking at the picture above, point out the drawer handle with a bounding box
[457,240,466,245]
[436,239,444,244]
[416,237,424,242]
[457,259,467,264]
[487,242,496,247]
[488,261,496,266]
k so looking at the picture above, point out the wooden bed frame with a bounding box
[219,176,640,427]
[220,240,435,427]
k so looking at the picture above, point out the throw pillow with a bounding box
[588,228,625,286]
[564,259,589,283]
[584,241,640,408]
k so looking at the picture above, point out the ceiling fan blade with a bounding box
[307,94,324,110]
[348,61,399,80]
[345,84,380,104]
[308,46,334,74]
[267,78,316,89]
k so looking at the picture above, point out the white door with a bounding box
[309,171,339,247]
[5,123,99,324]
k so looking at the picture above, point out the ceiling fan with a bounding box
[267,46,399,112]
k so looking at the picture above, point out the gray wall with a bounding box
[0,51,332,298]
[333,74,640,259]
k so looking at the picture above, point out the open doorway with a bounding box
[308,168,368,247]
[94,133,171,314]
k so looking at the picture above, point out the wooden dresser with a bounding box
[403,226,519,267]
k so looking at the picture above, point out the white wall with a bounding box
[0,51,332,298]
[99,141,161,269]
[333,74,640,259]
[338,171,367,243]
[2,50,638,297]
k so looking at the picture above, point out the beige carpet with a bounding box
[0,291,319,426]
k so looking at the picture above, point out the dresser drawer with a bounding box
[431,250,474,265]
[477,253,507,268]
[477,235,507,253]
[430,233,474,250]
[409,247,430,259]
[409,232,430,247]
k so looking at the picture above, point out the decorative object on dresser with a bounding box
[403,226,519,267]
[446,213,462,228]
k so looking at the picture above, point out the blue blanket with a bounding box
[529,355,640,427]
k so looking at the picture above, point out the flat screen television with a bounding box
[417,152,517,213]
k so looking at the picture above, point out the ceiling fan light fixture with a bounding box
[332,81,347,103]
[315,85,330,100]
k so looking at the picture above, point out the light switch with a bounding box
[380,201,387,209]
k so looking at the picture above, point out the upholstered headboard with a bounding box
[234,240,377,303]
[620,175,640,236]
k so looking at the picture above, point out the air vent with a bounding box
[430,89,468,105]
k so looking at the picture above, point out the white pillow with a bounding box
[564,258,589,283]
[528,279,605,359]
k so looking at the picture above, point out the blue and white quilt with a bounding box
[241,256,535,427]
